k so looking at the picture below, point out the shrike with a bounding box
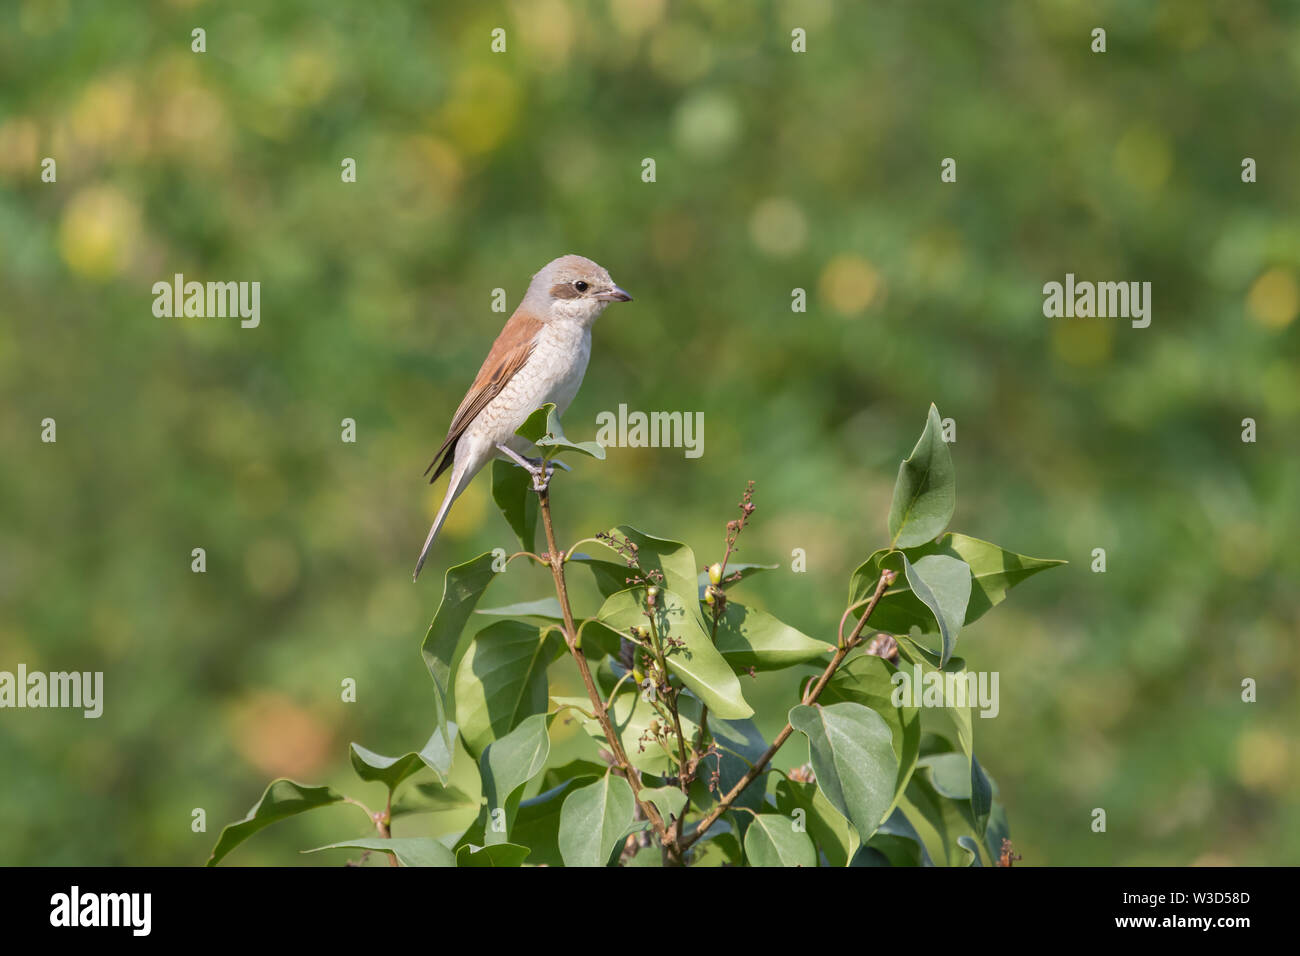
[413,254,631,580]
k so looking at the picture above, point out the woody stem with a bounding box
[535,481,677,854]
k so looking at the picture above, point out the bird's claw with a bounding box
[496,444,567,490]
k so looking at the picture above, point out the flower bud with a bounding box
[708,563,723,585]
[704,589,715,606]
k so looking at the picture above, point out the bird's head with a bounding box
[522,254,632,324]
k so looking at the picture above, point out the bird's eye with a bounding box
[573,280,589,292]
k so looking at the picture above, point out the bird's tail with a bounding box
[413,457,474,581]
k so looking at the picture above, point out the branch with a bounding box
[535,478,678,856]
[678,567,896,852]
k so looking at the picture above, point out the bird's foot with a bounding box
[496,444,568,490]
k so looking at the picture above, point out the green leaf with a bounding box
[491,459,539,553]
[305,837,456,867]
[349,726,456,793]
[820,653,921,815]
[937,534,1065,622]
[712,601,833,672]
[542,759,608,790]
[421,553,500,751]
[696,562,778,598]
[789,702,898,843]
[916,752,993,838]
[207,780,348,866]
[887,403,955,548]
[743,813,817,867]
[902,553,971,667]
[456,842,530,867]
[774,779,859,867]
[479,712,552,845]
[898,769,987,867]
[639,786,688,824]
[956,835,982,866]
[626,846,664,867]
[849,535,1064,628]
[921,752,974,800]
[597,587,751,720]
[984,792,1011,864]
[509,776,597,866]
[558,772,636,867]
[862,808,932,866]
[475,597,564,620]
[454,620,565,757]
[569,555,636,599]
[602,527,704,624]
[894,637,975,771]
[392,781,479,818]
[971,754,993,836]
[515,403,606,459]
[576,619,622,660]
[552,692,699,776]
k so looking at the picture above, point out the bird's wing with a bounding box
[424,308,545,483]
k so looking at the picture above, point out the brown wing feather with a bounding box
[424,309,545,483]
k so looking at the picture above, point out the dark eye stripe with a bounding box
[550,282,582,299]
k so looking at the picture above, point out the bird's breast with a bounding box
[470,321,592,445]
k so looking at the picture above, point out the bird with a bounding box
[413,254,632,580]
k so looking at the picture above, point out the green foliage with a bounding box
[888,404,956,549]
[8,3,1295,869]
[210,405,1062,866]
[557,772,636,867]
[743,813,817,867]
[306,837,456,868]
[789,702,898,843]
[515,403,607,461]
[207,780,348,866]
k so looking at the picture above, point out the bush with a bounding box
[208,403,1062,867]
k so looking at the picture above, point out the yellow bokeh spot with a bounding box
[58,185,141,279]
[71,74,136,150]
[510,0,573,71]
[818,254,883,316]
[440,66,519,155]
[0,118,39,177]
[20,0,68,35]
[1114,125,1172,194]
[1246,267,1299,329]
[1051,317,1113,367]
[286,49,337,107]
[435,472,489,538]
[650,25,713,84]
[749,198,807,258]
[1235,728,1290,794]
[611,0,666,36]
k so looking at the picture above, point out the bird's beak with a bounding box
[597,286,632,302]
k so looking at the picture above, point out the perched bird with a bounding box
[413,254,631,580]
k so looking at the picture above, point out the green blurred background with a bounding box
[1,0,1297,866]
